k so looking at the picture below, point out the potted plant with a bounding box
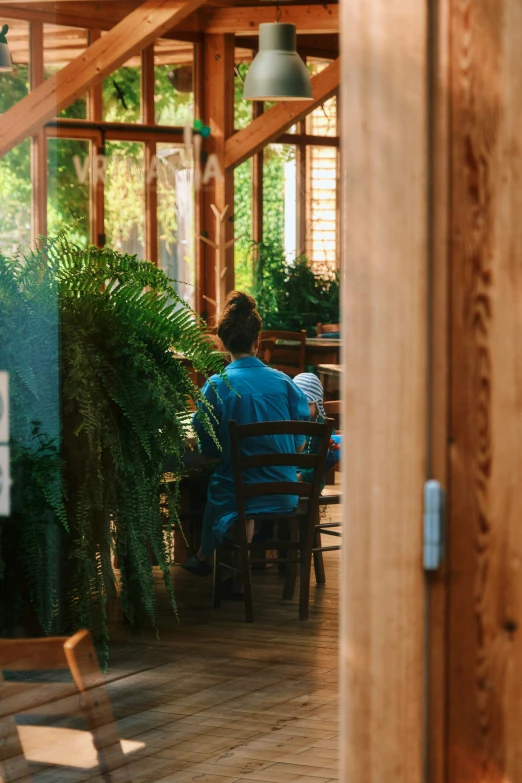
[0,234,221,661]
[251,240,340,335]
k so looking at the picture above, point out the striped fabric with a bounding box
[293,373,326,419]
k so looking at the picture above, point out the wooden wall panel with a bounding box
[339,1,427,781]
[447,0,522,779]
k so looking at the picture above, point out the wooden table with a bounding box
[305,338,341,367]
[317,363,342,397]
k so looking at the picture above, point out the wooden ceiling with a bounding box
[0,2,339,37]
[2,0,338,67]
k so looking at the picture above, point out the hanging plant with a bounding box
[0,234,222,661]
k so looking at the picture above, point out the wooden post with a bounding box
[198,33,234,324]
[296,119,307,256]
[200,204,241,317]
[88,29,105,248]
[142,44,158,264]
[29,20,47,241]
[251,101,264,246]
[339,2,427,782]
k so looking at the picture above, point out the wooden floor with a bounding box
[28,508,341,783]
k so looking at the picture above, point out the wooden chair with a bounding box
[323,400,341,431]
[314,488,342,585]
[314,400,342,583]
[316,323,340,337]
[214,418,334,622]
[0,630,133,783]
[259,330,307,377]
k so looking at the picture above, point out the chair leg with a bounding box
[299,518,314,621]
[313,528,326,585]
[241,537,254,623]
[283,519,298,601]
[213,549,222,608]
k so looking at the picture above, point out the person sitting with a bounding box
[182,291,310,577]
[293,373,341,488]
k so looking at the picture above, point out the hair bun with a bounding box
[227,291,255,313]
[217,290,262,354]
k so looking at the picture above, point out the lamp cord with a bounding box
[276,4,281,23]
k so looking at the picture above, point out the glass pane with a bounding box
[234,160,253,292]
[306,60,337,137]
[103,63,141,123]
[0,142,31,257]
[44,25,88,118]
[235,62,252,130]
[0,22,31,255]
[47,138,90,246]
[1,21,29,108]
[155,42,194,126]
[306,145,338,269]
[263,144,296,249]
[105,142,145,258]
[156,142,196,309]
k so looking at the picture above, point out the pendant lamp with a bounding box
[243,22,312,101]
[0,24,12,72]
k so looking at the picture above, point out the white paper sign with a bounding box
[0,372,8,443]
[0,445,11,517]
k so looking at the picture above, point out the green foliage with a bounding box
[0,236,223,658]
[48,139,90,245]
[251,240,340,334]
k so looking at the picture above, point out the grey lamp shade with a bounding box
[0,41,12,72]
[243,23,312,101]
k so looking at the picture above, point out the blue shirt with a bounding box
[193,356,310,541]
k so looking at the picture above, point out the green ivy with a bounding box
[0,235,223,661]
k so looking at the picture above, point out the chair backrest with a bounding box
[0,630,128,782]
[229,419,334,546]
[323,400,341,430]
[317,323,341,337]
[259,330,307,377]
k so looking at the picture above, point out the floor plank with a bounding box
[26,504,341,782]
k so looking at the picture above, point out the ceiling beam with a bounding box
[0,0,207,158]
[224,57,340,170]
[203,4,338,34]
[0,3,338,34]
[236,33,339,59]
[0,2,202,36]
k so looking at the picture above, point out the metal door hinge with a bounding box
[423,480,445,571]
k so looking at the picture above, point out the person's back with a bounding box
[185,291,309,576]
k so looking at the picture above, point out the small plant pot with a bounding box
[0,42,12,71]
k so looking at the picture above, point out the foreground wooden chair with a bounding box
[214,418,333,622]
[0,630,132,783]
[259,330,307,377]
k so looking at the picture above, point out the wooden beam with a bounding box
[339,0,427,781]
[0,0,207,158]
[0,3,338,34]
[224,58,340,170]
[142,45,158,264]
[202,4,338,35]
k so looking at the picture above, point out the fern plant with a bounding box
[0,234,222,659]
